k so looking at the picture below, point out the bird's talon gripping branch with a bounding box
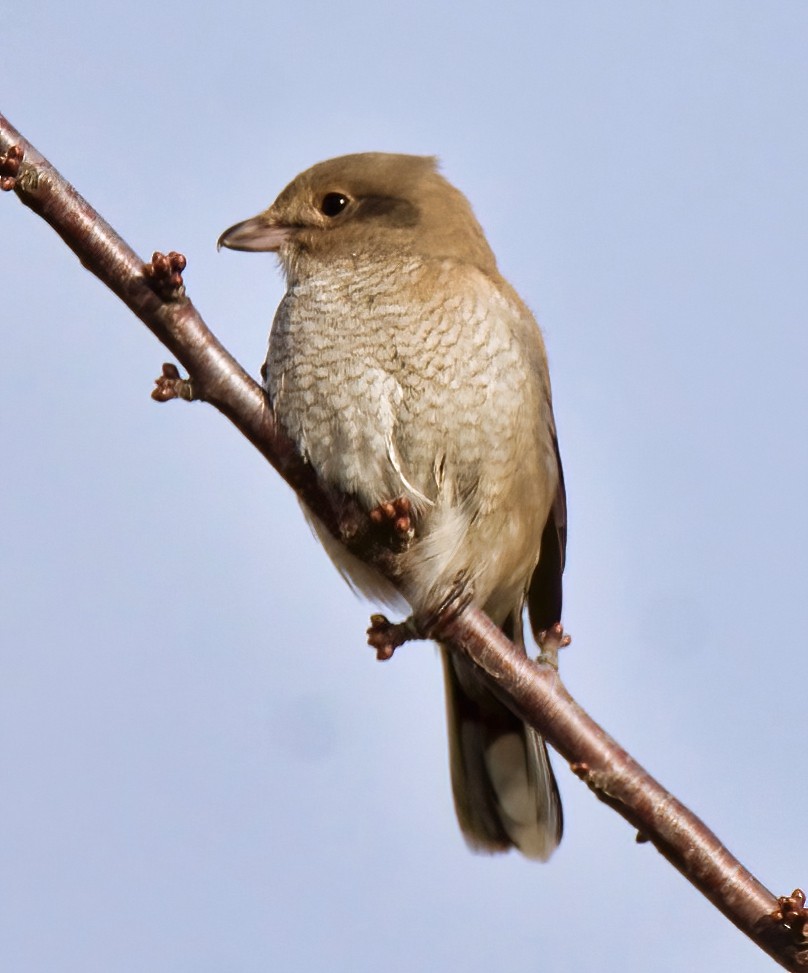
[0,143,23,191]
[152,362,195,402]
[369,496,414,547]
[144,250,187,299]
[536,621,571,670]
[419,576,473,642]
[367,613,419,661]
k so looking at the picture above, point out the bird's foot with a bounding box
[418,574,473,642]
[369,496,414,550]
[535,622,571,670]
[367,614,420,661]
[144,249,187,300]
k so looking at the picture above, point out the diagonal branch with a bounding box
[1,111,805,970]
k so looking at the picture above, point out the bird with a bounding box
[218,152,567,860]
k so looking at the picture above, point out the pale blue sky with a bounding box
[2,3,807,971]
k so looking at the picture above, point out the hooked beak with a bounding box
[217,214,293,252]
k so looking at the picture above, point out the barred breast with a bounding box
[265,252,557,622]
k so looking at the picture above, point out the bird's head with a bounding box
[218,152,497,280]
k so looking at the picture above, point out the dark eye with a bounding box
[320,192,349,217]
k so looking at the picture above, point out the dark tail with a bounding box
[441,648,562,860]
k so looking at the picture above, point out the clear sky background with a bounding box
[2,3,807,971]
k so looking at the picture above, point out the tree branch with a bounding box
[2,111,804,970]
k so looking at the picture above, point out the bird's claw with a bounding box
[418,575,473,642]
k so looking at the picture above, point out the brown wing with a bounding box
[527,430,567,637]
